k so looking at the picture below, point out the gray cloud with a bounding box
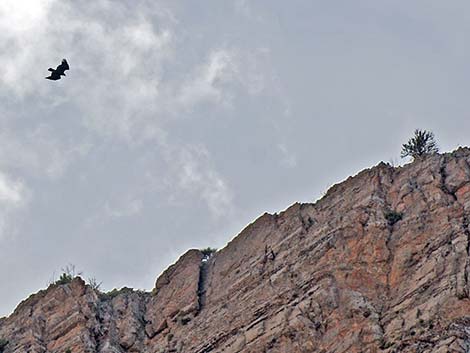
[164,143,234,218]
[0,171,28,238]
[1,0,470,316]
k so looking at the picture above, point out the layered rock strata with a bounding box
[2,148,470,352]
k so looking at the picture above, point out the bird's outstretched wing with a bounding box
[45,71,62,80]
[55,59,69,75]
[46,59,69,80]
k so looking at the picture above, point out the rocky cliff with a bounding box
[2,148,470,353]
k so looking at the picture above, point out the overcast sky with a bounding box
[0,0,469,316]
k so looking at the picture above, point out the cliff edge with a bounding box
[2,148,470,353]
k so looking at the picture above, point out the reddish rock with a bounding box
[2,148,470,352]
[144,249,203,341]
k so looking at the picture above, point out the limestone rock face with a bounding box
[144,249,203,340]
[2,148,470,352]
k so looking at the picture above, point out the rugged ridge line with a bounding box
[2,147,470,352]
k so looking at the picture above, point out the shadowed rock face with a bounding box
[2,148,470,353]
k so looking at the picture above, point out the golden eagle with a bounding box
[45,59,69,80]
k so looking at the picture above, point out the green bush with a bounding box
[200,247,217,260]
[52,264,81,286]
[55,272,73,285]
[401,129,439,160]
[384,210,403,226]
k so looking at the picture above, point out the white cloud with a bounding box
[164,144,234,218]
[0,0,278,142]
[176,47,278,112]
[178,49,237,109]
[60,9,173,142]
[0,172,24,205]
[0,0,58,96]
[278,143,297,168]
[0,0,243,233]
[0,126,90,180]
[0,0,284,227]
[0,0,173,140]
[0,171,29,240]
[0,0,54,33]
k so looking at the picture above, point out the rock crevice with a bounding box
[3,148,470,352]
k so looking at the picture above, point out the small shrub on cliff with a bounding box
[55,272,73,285]
[200,247,217,260]
[401,129,439,160]
[0,338,8,353]
[87,277,102,291]
[53,264,82,286]
[384,210,403,226]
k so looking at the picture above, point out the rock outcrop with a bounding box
[2,148,470,352]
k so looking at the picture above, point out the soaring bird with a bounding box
[45,59,69,80]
